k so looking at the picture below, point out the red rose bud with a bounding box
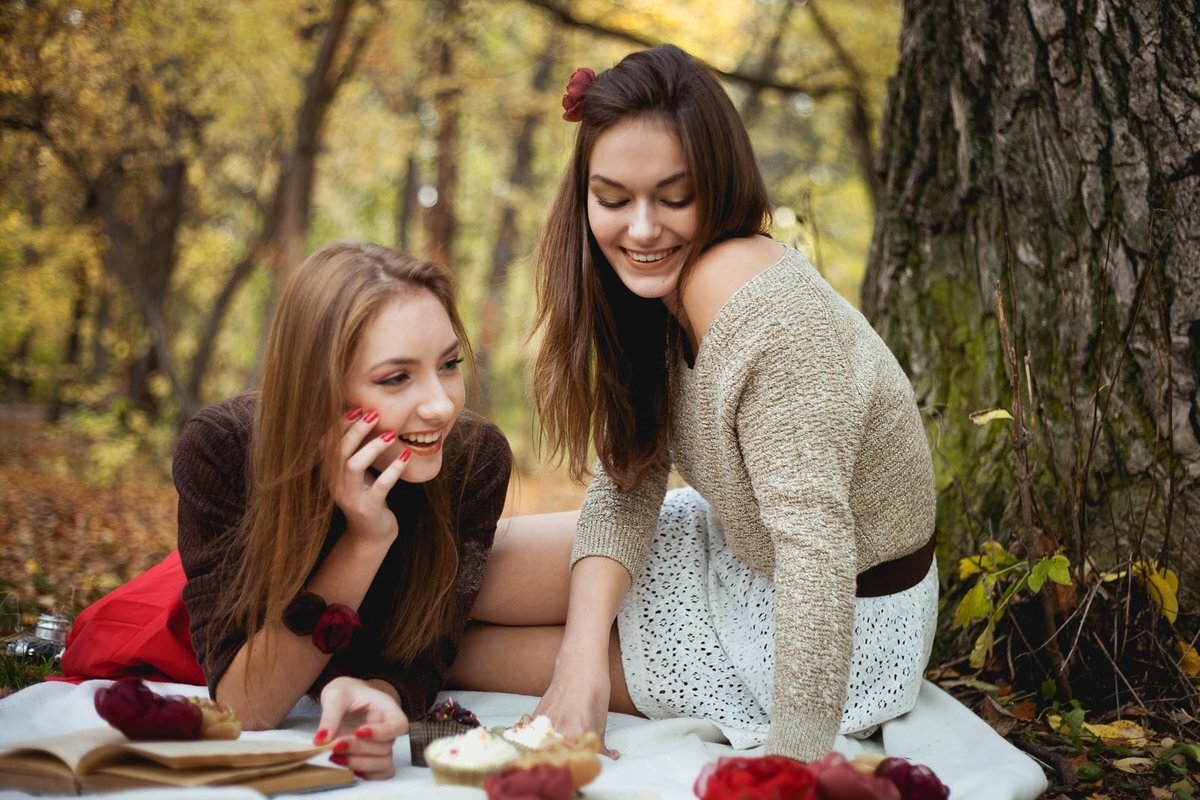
[873,758,948,800]
[694,755,817,800]
[901,765,948,800]
[312,602,361,654]
[94,678,202,741]
[484,764,574,800]
[561,67,595,122]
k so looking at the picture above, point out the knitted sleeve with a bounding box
[571,460,670,578]
[735,317,863,761]
[174,396,255,698]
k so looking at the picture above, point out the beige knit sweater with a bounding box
[572,245,936,761]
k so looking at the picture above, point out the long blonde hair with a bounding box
[223,242,474,667]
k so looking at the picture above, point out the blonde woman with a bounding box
[175,242,511,779]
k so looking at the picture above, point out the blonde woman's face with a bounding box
[344,289,465,483]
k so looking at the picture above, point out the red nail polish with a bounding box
[330,753,348,766]
[314,729,329,744]
[400,449,411,463]
[355,725,372,738]
[344,407,362,421]
[354,771,367,779]
[362,409,379,424]
[332,739,349,754]
[380,430,396,443]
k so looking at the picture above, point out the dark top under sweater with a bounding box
[173,394,512,719]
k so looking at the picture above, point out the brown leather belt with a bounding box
[855,533,936,597]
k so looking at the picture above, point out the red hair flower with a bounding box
[312,603,362,654]
[694,755,817,800]
[561,67,595,122]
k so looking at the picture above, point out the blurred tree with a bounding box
[865,0,1199,632]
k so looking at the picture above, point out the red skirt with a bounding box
[54,550,206,686]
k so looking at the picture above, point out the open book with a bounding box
[0,727,356,795]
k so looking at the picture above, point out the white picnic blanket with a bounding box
[0,679,1047,799]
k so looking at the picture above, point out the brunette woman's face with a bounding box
[587,115,697,302]
[344,289,465,483]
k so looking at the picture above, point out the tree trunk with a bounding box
[424,0,461,268]
[865,0,1200,595]
[474,41,558,414]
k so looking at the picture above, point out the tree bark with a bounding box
[424,0,461,268]
[865,0,1200,594]
[475,40,558,414]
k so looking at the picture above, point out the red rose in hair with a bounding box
[561,67,595,122]
[693,755,817,800]
[94,678,202,740]
[312,603,361,654]
[484,764,574,800]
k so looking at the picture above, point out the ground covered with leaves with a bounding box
[3,413,1199,798]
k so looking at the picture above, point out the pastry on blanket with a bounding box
[500,714,565,751]
[509,731,602,791]
[409,697,481,767]
[184,696,242,739]
[424,727,520,787]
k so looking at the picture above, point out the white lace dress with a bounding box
[617,487,939,749]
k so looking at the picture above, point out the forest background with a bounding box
[2,1,1199,797]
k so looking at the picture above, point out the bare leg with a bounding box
[471,511,578,626]
[448,622,639,716]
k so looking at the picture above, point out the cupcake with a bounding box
[500,714,565,752]
[408,697,481,768]
[425,728,520,787]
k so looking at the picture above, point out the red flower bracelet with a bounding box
[283,591,362,654]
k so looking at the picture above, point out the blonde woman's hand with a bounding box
[330,408,408,546]
[315,677,408,780]
[533,658,618,759]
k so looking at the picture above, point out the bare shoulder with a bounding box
[683,236,785,343]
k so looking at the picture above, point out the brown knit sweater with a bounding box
[174,394,511,719]
[573,245,937,760]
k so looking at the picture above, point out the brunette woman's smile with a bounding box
[587,116,697,301]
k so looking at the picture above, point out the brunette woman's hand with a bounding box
[315,677,408,780]
[533,658,619,759]
[330,408,408,546]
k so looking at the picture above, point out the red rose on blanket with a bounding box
[873,758,949,800]
[694,755,818,799]
[807,753,900,800]
[94,678,202,740]
[484,764,574,800]
[312,603,361,654]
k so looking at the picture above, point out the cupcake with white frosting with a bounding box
[501,714,565,752]
[424,727,520,787]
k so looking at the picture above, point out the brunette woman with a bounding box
[174,242,512,779]
[456,45,938,763]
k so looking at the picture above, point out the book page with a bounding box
[78,736,327,773]
[0,727,126,774]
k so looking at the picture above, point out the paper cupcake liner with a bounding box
[408,720,477,767]
[428,761,511,788]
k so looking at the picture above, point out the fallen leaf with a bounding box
[1178,640,1200,677]
[1112,756,1155,773]
[969,408,1013,425]
[1010,700,1038,720]
[1083,719,1149,747]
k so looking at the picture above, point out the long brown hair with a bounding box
[532,45,771,490]
[223,242,474,667]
